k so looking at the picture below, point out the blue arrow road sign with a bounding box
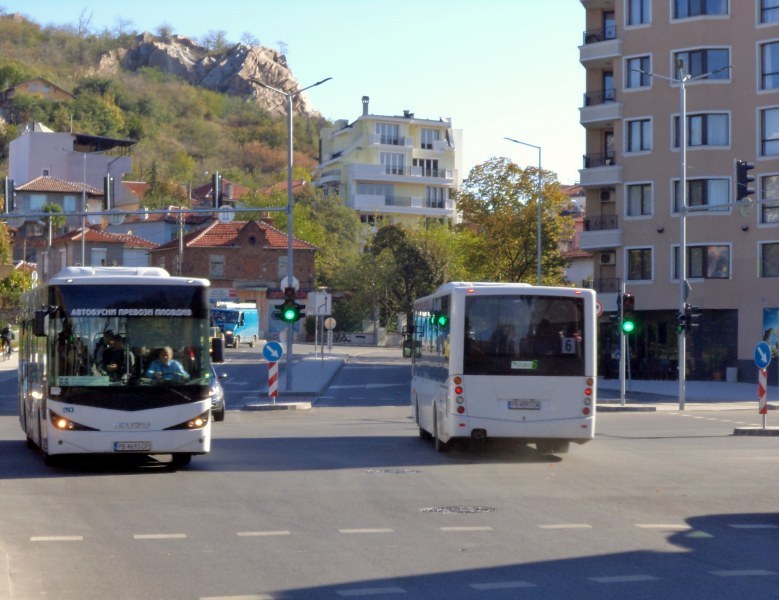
[755,341,772,370]
[263,340,284,362]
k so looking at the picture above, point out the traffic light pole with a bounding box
[678,64,689,412]
[619,282,626,406]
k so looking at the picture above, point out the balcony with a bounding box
[579,152,621,187]
[580,89,621,126]
[347,163,455,184]
[580,0,614,8]
[316,168,342,185]
[351,193,456,217]
[579,27,621,67]
[579,215,621,250]
[368,134,413,148]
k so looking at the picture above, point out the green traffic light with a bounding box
[622,320,635,334]
[436,314,449,327]
[281,305,299,322]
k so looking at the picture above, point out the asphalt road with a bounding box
[0,350,777,599]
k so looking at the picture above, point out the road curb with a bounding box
[243,401,312,411]
[597,403,656,412]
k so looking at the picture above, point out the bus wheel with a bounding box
[433,413,449,453]
[170,453,192,468]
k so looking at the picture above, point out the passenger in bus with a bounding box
[533,319,560,356]
[144,347,190,382]
[100,333,134,382]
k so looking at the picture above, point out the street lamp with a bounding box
[634,60,731,410]
[504,137,543,285]
[249,76,332,391]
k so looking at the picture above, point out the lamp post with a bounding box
[633,61,731,410]
[250,76,332,391]
[504,137,543,285]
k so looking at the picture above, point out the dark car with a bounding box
[209,364,227,422]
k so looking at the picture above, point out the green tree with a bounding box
[456,157,573,285]
[0,270,32,309]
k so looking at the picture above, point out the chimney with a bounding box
[362,96,369,116]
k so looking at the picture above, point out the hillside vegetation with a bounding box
[0,12,326,190]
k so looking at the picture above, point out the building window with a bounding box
[762,0,779,24]
[627,248,652,281]
[627,0,650,25]
[626,183,652,216]
[673,245,730,279]
[626,55,651,88]
[358,183,394,200]
[760,242,779,277]
[761,42,779,90]
[674,49,730,80]
[626,118,652,152]
[413,158,440,177]
[90,248,107,268]
[761,107,779,156]
[380,152,404,175]
[28,194,46,211]
[209,254,225,278]
[420,128,440,150]
[673,0,728,19]
[425,187,446,209]
[673,178,729,212]
[674,112,729,147]
[376,123,400,145]
[761,175,779,223]
[63,195,78,212]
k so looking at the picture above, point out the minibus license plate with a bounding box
[508,399,540,410]
[114,441,152,452]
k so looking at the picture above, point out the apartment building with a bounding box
[579,0,779,382]
[314,97,462,237]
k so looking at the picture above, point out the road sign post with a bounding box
[755,341,772,429]
[263,341,284,402]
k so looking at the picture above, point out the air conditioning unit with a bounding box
[599,253,616,266]
[600,189,613,202]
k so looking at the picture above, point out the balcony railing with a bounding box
[583,88,616,106]
[582,26,617,45]
[584,214,619,231]
[593,277,621,294]
[583,152,616,169]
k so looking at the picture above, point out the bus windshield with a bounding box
[49,284,211,388]
[464,294,585,376]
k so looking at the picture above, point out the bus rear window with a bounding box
[464,295,585,376]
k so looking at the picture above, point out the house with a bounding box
[34,227,155,281]
[108,205,213,246]
[0,77,73,121]
[149,220,317,341]
[314,96,462,243]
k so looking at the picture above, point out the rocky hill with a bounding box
[95,32,316,117]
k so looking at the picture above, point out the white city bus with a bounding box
[410,282,597,455]
[19,267,217,467]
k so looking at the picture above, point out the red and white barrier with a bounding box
[268,361,278,402]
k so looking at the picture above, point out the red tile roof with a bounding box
[122,206,212,226]
[123,181,151,199]
[152,220,317,252]
[16,176,103,196]
[50,227,155,248]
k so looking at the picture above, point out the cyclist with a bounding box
[1,324,12,359]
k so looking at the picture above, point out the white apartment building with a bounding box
[314,97,462,237]
[579,0,779,382]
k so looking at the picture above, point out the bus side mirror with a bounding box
[211,337,224,363]
[33,310,48,337]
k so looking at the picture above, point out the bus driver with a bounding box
[144,347,190,382]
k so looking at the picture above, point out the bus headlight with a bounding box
[165,411,210,430]
[49,411,97,431]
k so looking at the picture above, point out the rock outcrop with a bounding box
[100,33,316,116]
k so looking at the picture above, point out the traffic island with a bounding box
[733,426,779,436]
[597,402,656,412]
[244,397,313,411]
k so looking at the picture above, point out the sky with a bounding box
[2,0,586,184]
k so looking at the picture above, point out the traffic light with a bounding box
[685,303,702,332]
[621,292,636,334]
[736,160,755,201]
[277,287,303,323]
[103,174,114,210]
[3,177,15,213]
[674,312,687,334]
[429,311,449,329]
[212,171,222,208]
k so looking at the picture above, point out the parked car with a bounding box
[209,364,227,422]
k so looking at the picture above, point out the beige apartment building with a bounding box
[314,96,462,240]
[579,0,779,382]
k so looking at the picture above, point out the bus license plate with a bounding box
[508,399,541,410]
[114,441,152,452]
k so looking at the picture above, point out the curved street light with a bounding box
[249,76,332,391]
